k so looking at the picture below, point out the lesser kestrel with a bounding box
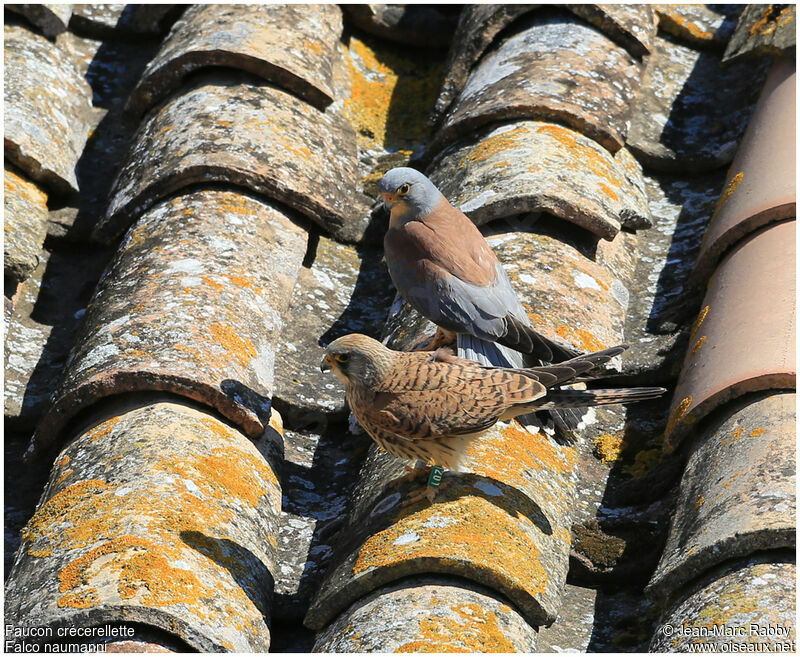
[321,334,664,472]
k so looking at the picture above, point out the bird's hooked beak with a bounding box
[379,191,396,209]
[320,354,333,372]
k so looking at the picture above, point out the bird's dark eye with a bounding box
[397,183,410,195]
[334,353,350,363]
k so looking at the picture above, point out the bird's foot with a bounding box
[399,465,446,507]
[412,327,457,352]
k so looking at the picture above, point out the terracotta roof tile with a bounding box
[432,11,645,155]
[101,73,369,245]
[127,4,343,116]
[3,167,49,285]
[313,577,538,651]
[724,4,796,62]
[68,4,180,38]
[665,219,795,451]
[428,121,651,240]
[29,190,308,462]
[692,57,796,285]
[4,24,93,195]
[6,401,282,652]
[650,392,795,599]
[6,4,73,38]
[654,4,743,50]
[627,35,770,172]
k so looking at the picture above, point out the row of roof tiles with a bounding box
[4,3,796,652]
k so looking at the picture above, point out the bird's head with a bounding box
[378,167,443,221]
[320,333,394,388]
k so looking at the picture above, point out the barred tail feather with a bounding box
[536,387,666,409]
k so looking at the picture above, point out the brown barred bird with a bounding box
[321,333,665,472]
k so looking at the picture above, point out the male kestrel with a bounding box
[321,334,664,472]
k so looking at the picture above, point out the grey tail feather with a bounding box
[537,387,667,409]
[458,333,524,368]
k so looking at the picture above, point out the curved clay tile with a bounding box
[664,220,796,452]
[691,58,796,286]
[654,4,742,50]
[724,4,796,62]
[127,4,343,116]
[7,401,282,652]
[68,4,181,37]
[100,74,369,245]
[433,4,654,123]
[6,4,72,38]
[343,5,458,48]
[627,35,770,173]
[650,392,795,598]
[28,190,308,462]
[3,167,48,285]
[313,577,538,651]
[431,12,644,155]
[428,120,652,241]
[3,25,93,195]
[651,554,795,651]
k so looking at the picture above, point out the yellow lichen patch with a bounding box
[594,432,626,464]
[354,496,548,597]
[689,335,707,359]
[464,127,530,163]
[55,469,74,486]
[749,428,766,437]
[694,495,705,510]
[342,34,442,154]
[201,275,224,292]
[85,416,120,443]
[665,396,693,440]
[622,448,662,478]
[689,305,710,343]
[555,325,607,352]
[598,182,620,202]
[208,322,256,367]
[56,455,71,468]
[749,5,795,37]
[535,124,623,189]
[395,602,517,653]
[713,171,744,216]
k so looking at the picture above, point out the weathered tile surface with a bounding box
[654,4,743,50]
[433,12,644,155]
[305,424,581,629]
[724,4,796,62]
[275,425,370,622]
[429,121,651,241]
[274,237,394,420]
[29,190,308,462]
[128,4,342,116]
[628,36,770,172]
[69,4,181,37]
[4,246,112,430]
[343,5,457,48]
[665,220,796,450]
[313,577,538,652]
[650,393,795,598]
[692,58,796,285]
[620,171,725,383]
[651,555,796,652]
[6,401,282,652]
[4,168,49,285]
[6,4,72,37]
[433,5,654,123]
[101,74,370,245]
[4,25,93,195]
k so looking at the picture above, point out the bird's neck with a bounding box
[389,192,446,229]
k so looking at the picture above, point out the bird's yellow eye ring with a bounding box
[334,353,350,363]
[397,183,410,196]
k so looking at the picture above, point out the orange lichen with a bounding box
[208,322,256,366]
[713,171,744,216]
[55,469,74,486]
[555,325,607,352]
[665,396,693,440]
[464,127,530,163]
[56,455,71,468]
[395,602,516,653]
[354,496,548,597]
[689,335,707,359]
[749,428,766,437]
[689,305,710,343]
[594,432,626,463]
[694,495,705,510]
[86,417,120,443]
[201,275,224,292]
[535,124,624,190]
[4,168,48,207]
[749,5,795,37]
